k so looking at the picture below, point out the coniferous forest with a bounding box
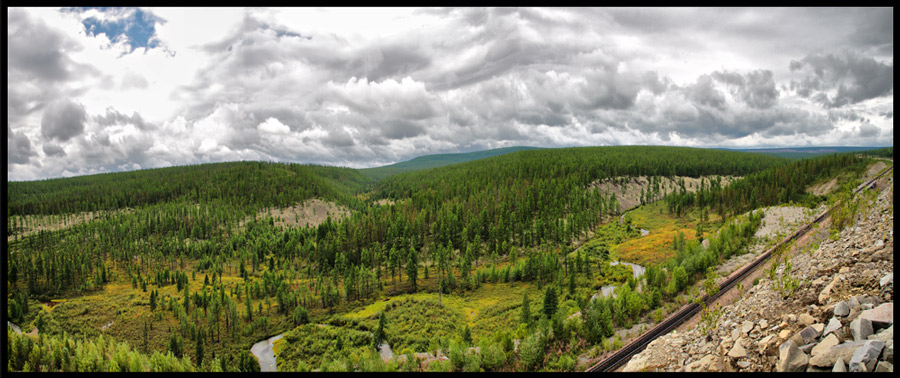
[5,146,887,372]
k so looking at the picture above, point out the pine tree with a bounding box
[542,285,558,319]
[373,312,387,349]
[520,293,532,327]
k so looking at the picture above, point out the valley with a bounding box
[5,146,893,372]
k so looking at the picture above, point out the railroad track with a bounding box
[586,164,893,372]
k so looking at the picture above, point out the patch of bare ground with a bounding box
[244,198,351,229]
[808,178,838,196]
[374,198,395,206]
[8,210,129,242]
[590,175,740,213]
[862,161,889,182]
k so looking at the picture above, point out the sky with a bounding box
[6,7,894,181]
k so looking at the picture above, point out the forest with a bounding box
[6,146,885,371]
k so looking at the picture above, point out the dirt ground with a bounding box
[8,210,128,242]
[590,175,740,212]
[246,198,351,229]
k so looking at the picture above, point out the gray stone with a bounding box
[869,325,893,342]
[823,317,842,337]
[834,301,850,317]
[732,327,741,341]
[848,340,884,372]
[859,303,893,327]
[791,326,821,345]
[759,319,768,329]
[811,333,841,357]
[799,342,817,354]
[808,341,867,367]
[736,360,751,369]
[880,273,893,288]
[875,361,893,373]
[819,275,842,305]
[778,340,809,372]
[833,358,847,372]
[851,317,874,341]
[862,303,874,311]
[875,239,885,249]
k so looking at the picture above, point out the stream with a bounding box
[251,334,284,372]
[592,260,647,301]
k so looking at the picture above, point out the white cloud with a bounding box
[6,7,893,181]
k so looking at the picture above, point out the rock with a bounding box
[850,317,874,341]
[862,303,874,311]
[819,275,842,305]
[778,340,809,372]
[778,329,792,340]
[791,326,820,346]
[883,340,893,363]
[833,358,847,372]
[742,321,754,335]
[798,314,815,326]
[728,342,747,359]
[685,354,721,372]
[808,341,867,367]
[834,301,850,317]
[869,325,893,342]
[880,273,893,288]
[811,333,841,357]
[799,343,817,354]
[859,303,893,328]
[732,328,741,341]
[759,319,768,329]
[823,317,842,337]
[874,239,885,249]
[840,267,850,274]
[848,340,884,372]
[736,360,751,369]
[875,361,893,372]
[811,323,824,334]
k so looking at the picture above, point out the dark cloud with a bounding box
[7,8,82,83]
[95,108,155,130]
[858,123,880,138]
[41,99,87,142]
[8,126,38,165]
[789,51,893,107]
[42,142,67,157]
[687,75,727,109]
[711,70,778,109]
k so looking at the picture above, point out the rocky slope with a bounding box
[624,172,893,372]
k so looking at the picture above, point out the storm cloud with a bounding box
[6,7,894,181]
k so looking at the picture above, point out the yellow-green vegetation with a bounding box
[613,201,722,266]
[275,324,373,371]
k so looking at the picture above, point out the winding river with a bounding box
[251,334,283,372]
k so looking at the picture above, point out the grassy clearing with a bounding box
[612,201,722,266]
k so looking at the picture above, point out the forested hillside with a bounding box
[6,146,885,372]
[360,146,540,180]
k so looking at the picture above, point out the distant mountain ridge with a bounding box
[721,146,889,159]
[360,146,541,180]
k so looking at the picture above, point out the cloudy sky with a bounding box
[7,7,894,180]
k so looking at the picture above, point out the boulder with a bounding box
[850,317,874,341]
[880,273,893,288]
[875,361,893,373]
[811,333,840,357]
[834,301,850,317]
[777,340,809,372]
[823,317,842,337]
[859,303,893,328]
[798,313,815,326]
[808,341,867,367]
[727,342,747,359]
[832,358,847,372]
[848,340,884,372]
